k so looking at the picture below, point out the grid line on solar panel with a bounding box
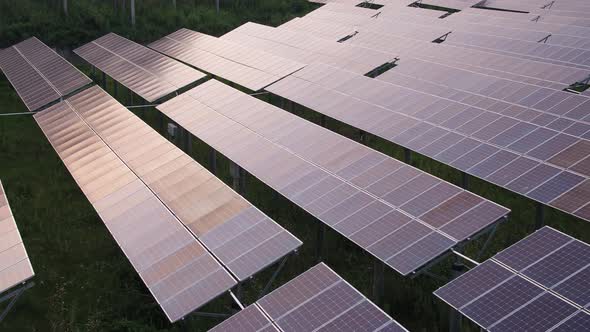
[0,37,92,111]
[0,181,35,294]
[435,227,590,331]
[265,63,590,222]
[75,33,206,102]
[33,101,237,322]
[220,22,397,76]
[332,21,590,88]
[149,28,305,92]
[158,79,509,275]
[211,263,407,332]
[379,59,590,141]
[59,86,301,282]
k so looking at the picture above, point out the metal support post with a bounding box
[404,148,411,164]
[476,223,499,261]
[101,72,106,89]
[0,282,34,323]
[461,172,469,189]
[316,223,326,262]
[449,263,465,332]
[216,0,220,13]
[535,203,545,229]
[230,162,242,193]
[359,130,367,144]
[259,255,290,298]
[372,259,385,306]
[186,131,192,156]
[209,149,217,175]
[130,0,136,26]
[63,0,68,16]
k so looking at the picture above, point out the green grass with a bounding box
[2,1,590,331]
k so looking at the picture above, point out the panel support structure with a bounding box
[449,263,465,332]
[0,282,34,323]
[536,203,545,229]
[320,115,327,128]
[404,148,412,164]
[372,259,385,307]
[461,172,469,190]
[316,223,326,263]
[259,255,290,298]
[130,0,136,26]
[209,149,217,175]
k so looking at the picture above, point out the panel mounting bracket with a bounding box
[0,281,34,323]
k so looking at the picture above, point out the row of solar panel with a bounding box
[211,263,408,332]
[157,79,508,275]
[0,181,35,294]
[32,85,302,322]
[435,227,590,331]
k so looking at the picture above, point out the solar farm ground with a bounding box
[1,1,590,331]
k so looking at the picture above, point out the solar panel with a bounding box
[445,10,590,39]
[411,0,479,9]
[442,32,590,69]
[434,226,590,331]
[266,63,590,222]
[34,102,237,322]
[0,37,91,111]
[461,7,590,28]
[157,79,509,276]
[75,33,206,102]
[59,86,302,282]
[210,263,408,332]
[339,26,590,89]
[148,29,305,91]
[0,180,35,294]
[221,23,396,75]
[209,305,277,332]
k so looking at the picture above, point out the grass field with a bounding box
[1,1,590,332]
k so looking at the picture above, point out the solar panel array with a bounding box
[267,63,590,222]
[435,226,590,331]
[158,79,509,276]
[34,98,237,322]
[75,33,206,102]
[0,37,91,111]
[210,263,408,332]
[149,29,305,91]
[221,23,396,76]
[66,86,301,281]
[0,181,35,294]
[34,86,301,321]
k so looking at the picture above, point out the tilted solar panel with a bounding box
[338,25,590,89]
[34,102,237,322]
[0,181,35,294]
[210,263,408,332]
[221,22,396,76]
[62,86,301,282]
[0,37,91,111]
[158,79,509,276]
[266,63,590,222]
[442,32,590,70]
[444,10,590,39]
[149,29,305,91]
[434,226,590,331]
[75,33,206,102]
